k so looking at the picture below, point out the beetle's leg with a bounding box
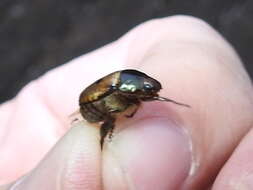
[125,101,141,118]
[108,127,114,139]
[125,106,139,118]
[100,117,115,149]
[68,109,83,124]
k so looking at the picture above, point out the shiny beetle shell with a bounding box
[79,69,190,148]
[79,71,120,104]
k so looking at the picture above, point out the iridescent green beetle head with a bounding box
[117,69,190,107]
[118,70,162,100]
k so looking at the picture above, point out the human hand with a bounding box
[1,16,253,190]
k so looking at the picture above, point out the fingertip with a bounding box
[8,121,102,190]
[213,128,253,190]
[103,117,191,190]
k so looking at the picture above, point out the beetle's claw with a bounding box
[100,118,115,149]
[125,109,137,118]
[100,138,104,149]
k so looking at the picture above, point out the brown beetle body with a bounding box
[79,69,189,148]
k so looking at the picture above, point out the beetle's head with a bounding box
[119,70,161,100]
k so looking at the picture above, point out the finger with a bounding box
[0,121,101,190]
[2,15,253,189]
[0,83,68,184]
[0,34,127,183]
[212,127,253,190]
[101,16,253,189]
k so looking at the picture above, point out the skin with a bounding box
[0,15,253,190]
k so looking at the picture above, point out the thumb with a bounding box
[1,122,101,190]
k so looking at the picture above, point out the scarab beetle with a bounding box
[79,69,190,148]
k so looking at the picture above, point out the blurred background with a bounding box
[0,0,252,103]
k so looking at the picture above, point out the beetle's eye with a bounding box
[144,83,153,91]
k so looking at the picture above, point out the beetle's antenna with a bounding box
[155,96,191,108]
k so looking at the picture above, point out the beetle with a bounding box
[79,69,190,148]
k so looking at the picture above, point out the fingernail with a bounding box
[103,118,191,190]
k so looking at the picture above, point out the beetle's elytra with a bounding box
[79,69,190,148]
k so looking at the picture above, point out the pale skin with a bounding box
[0,15,253,190]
